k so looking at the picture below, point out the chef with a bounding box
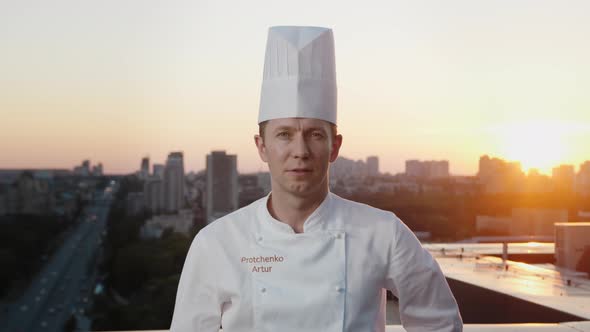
[170,26,463,332]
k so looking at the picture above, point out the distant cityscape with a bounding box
[2,151,590,225]
[1,151,590,331]
[3,150,590,247]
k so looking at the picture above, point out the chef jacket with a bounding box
[170,192,462,332]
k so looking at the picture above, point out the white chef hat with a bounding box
[258,26,337,125]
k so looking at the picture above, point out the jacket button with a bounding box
[335,233,343,239]
[257,236,263,242]
[336,287,345,293]
[261,288,266,293]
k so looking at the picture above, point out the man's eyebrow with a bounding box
[305,127,328,133]
[271,126,295,132]
[271,126,327,133]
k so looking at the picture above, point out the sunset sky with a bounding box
[1,0,589,175]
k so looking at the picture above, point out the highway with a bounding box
[0,183,116,332]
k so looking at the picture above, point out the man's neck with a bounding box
[267,187,328,234]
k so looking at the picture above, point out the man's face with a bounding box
[255,118,342,198]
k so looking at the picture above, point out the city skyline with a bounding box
[3,151,588,178]
[2,1,590,175]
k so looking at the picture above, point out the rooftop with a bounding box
[430,252,590,320]
[423,242,555,256]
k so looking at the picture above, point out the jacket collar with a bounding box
[257,191,333,235]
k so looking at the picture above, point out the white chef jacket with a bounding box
[170,192,462,332]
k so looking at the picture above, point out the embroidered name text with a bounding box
[241,255,284,273]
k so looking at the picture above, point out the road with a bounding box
[1,183,116,332]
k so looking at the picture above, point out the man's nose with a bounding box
[292,134,310,159]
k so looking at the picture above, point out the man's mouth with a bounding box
[288,168,312,174]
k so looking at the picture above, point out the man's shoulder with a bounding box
[329,193,409,244]
[198,196,265,237]
[329,194,422,252]
[330,192,397,221]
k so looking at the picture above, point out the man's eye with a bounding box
[277,132,290,138]
[311,132,325,138]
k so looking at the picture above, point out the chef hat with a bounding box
[258,26,337,125]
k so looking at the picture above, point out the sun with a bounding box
[498,122,567,175]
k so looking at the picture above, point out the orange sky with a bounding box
[1,0,589,175]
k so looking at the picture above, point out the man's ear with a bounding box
[254,134,268,162]
[329,134,343,163]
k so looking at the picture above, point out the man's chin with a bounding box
[286,181,325,197]
[287,184,312,195]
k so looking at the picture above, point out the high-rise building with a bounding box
[405,160,449,179]
[477,155,524,194]
[478,155,521,181]
[144,176,163,214]
[524,169,552,193]
[405,160,422,177]
[552,164,575,193]
[74,160,91,176]
[367,156,379,177]
[140,156,150,180]
[92,163,103,176]
[238,174,265,208]
[206,151,238,223]
[163,152,185,214]
[151,163,166,211]
[576,161,590,196]
[153,164,165,179]
[330,156,368,180]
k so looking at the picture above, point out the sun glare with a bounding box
[498,122,567,175]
